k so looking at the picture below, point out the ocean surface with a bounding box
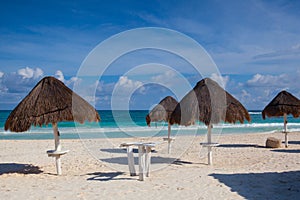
[0,110,300,140]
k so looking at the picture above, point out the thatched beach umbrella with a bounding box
[146,96,178,153]
[5,76,100,175]
[170,78,250,165]
[262,90,300,147]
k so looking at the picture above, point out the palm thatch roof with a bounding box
[262,90,300,119]
[5,76,100,132]
[146,96,178,126]
[170,78,250,126]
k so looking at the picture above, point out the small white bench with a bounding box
[120,142,157,181]
[46,150,69,175]
[200,142,219,165]
[46,150,69,157]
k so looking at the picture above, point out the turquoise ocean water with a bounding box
[0,110,300,140]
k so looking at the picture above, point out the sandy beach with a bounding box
[1,131,300,200]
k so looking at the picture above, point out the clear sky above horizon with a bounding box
[0,0,300,110]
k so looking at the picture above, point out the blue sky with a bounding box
[0,0,300,110]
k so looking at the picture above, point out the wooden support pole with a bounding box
[284,113,288,148]
[285,132,288,148]
[53,123,61,151]
[53,123,62,175]
[167,122,171,154]
[207,124,212,165]
[284,113,287,133]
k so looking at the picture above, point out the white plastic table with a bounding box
[120,142,156,181]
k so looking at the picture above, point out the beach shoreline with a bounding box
[1,132,300,199]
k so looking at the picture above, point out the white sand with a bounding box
[1,132,300,199]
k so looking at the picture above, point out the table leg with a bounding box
[127,146,136,176]
[145,146,152,177]
[138,146,145,181]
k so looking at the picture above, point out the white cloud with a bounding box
[137,13,168,27]
[115,76,144,94]
[237,89,252,105]
[95,80,102,92]
[210,73,229,88]
[96,81,115,95]
[55,70,65,82]
[0,67,45,103]
[53,70,81,89]
[241,89,251,98]
[233,71,300,109]
[149,70,195,100]
[151,70,177,87]
[56,71,80,87]
[109,76,146,110]
[0,71,4,78]
[292,43,300,50]
[252,44,300,60]
[246,73,289,87]
[17,67,43,79]
[69,76,79,83]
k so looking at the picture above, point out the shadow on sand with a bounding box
[287,141,300,145]
[172,159,194,165]
[210,171,300,200]
[218,144,260,148]
[100,148,128,154]
[271,149,300,153]
[86,172,134,181]
[100,156,177,165]
[0,163,43,175]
